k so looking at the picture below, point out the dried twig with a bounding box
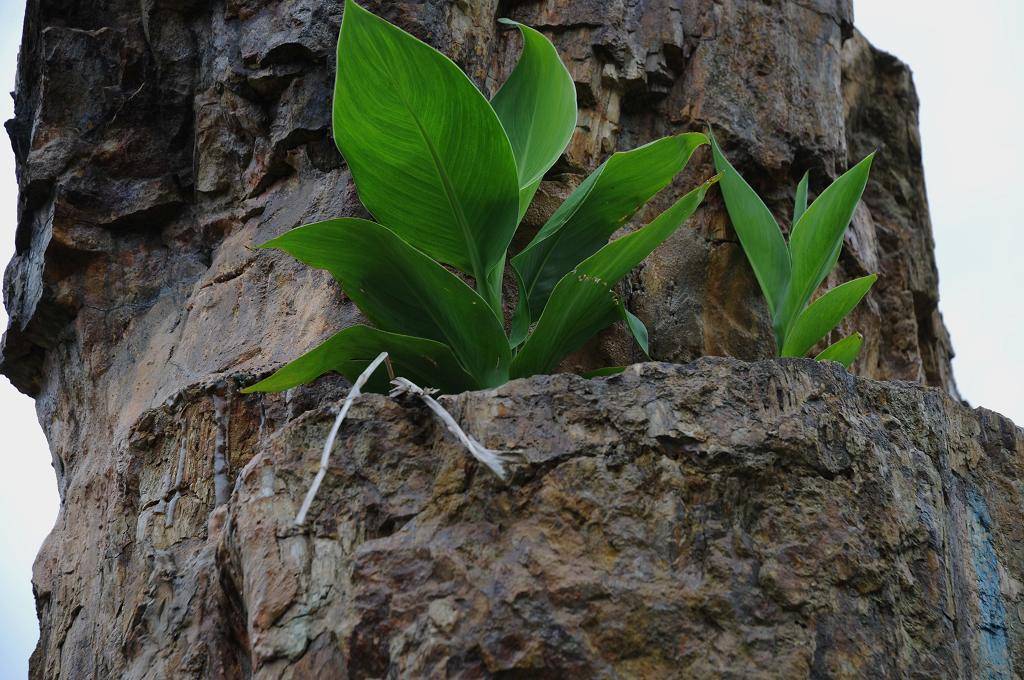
[294,352,389,525]
[295,355,516,526]
[389,377,515,481]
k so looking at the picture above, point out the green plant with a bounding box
[710,135,877,369]
[243,0,716,395]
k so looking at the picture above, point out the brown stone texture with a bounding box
[26,360,1024,678]
[1,0,1008,677]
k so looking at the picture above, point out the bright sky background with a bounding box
[0,1,1020,676]
[0,1,60,676]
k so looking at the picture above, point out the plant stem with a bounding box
[478,257,506,322]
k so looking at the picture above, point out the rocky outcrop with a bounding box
[841,30,958,394]
[1,0,993,677]
[30,359,1024,678]
[2,0,957,403]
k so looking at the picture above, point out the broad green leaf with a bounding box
[241,325,475,395]
[710,134,791,318]
[512,176,715,379]
[793,171,809,225]
[780,274,877,358]
[512,132,707,322]
[623,308,650,356]
[815,332,864,369]
[263,218,510,388]
[582,366,628,379]
[333,0,520,299]
[775,153,874,338]
[492,20,577,218]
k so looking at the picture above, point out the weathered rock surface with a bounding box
[2,0,957,402]
[30,360,1024,678]
[1,0,998,677]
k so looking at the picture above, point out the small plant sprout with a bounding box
[243,0,717,396]
[710,135,878,369]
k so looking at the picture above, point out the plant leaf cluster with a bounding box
[710,137,877,368]
[243,0,715,394]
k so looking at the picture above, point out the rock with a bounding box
[27,360,1024,678]
[842,31,959,393]
[2,0,957,402]
[0,0,994,677]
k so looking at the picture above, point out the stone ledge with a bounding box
[215,359,1020,677]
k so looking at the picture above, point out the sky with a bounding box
[0,0,60,676]
[854,0,1024,425]
[0,1,1021,676]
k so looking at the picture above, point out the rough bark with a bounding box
[2,0,1006,677]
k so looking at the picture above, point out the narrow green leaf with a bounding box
[512,132,707,321]
[775,153,875,339]
[511,176,715,379]
[334,0,520,300]
[793,171,809,225]
[815,332,864,369]
[512,276,619,379]
[623,308,650,356]
[710,134,791,318]
[780,274,877,358]
[241,325,476,395]
[509,267,531,348]
[483,253,506,322]
[264,218,510,388]
[582,366,628,379]
[492,20,577,218]
[515,178,543,223]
